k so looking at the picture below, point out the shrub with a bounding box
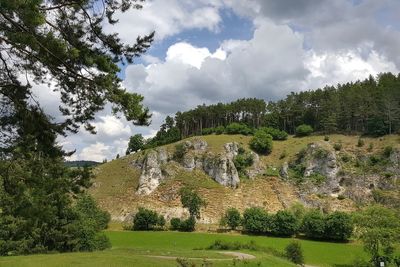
[324,211,353,241]
[201,128,214,135]
[242,207,269,234]
[341,153,351,163]
[215,126,225,135]
[271,210,299,237]
[314,148,329,159]
[133,208,164,231]
[173,143,187,161]
[225,123,253,135]
[333,142,342,151]
[295,124,313,137]
[324,135,330,141]
[179,217,196,232]
[357,138,365,147]
[249,130,273,155]
[383,146,393,158]
[285,242,304,265]
[301,210,326,239]
[233,149,254,178]
[170,218,182,230]
[222,208,242,230]
[279,150,288,159]
[259,127,288,140]
[367,143,374,152]
[74,194,111,231]
[308,173,326,185]
[179,187,206,219]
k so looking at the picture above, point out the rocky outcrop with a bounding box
[280,162,289,179]
[136,149,168,195]
[203,153,240,188]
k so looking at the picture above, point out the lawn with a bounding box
[0,230,371,267]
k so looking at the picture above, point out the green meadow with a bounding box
[0,230,372,267]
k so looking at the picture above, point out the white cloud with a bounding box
[104,0,221,42]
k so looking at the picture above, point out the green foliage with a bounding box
[285,242,304,265]
[74,194,111,231]
[126,134,144,154]
[382,146,393,158]
[295,124,314,137]
[132,208,165,231]
[314,148,329,159]
[178,217,196,232]
[242,207,269,234]
[221,208,242,230]
[179,187,206,219]
[233,148,254,178]
[353,206,400,265]
[357,138,365,147]
[324,135,330,141]
[324,212,353,241]
[225,123,253,135]
[170,218,182,230]
[279,150,288,159]
[271,210,299,237]
[333,142,343,151]
[265,167,280,177]
[367,143,374,152]
[301,210,326,239]
[249,131,273,155]
[308,173,327,185]
[173,143,188,161]
[341,153,352,163]
[214,126,225,135]
[207,240,260,251]
[259,127,288,140]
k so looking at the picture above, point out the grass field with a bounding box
[0,230,373,267]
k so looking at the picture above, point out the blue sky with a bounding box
[48,0,400,161]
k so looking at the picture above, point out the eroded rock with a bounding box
[136,150,165,195]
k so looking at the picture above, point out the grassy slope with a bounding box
[89,134,400,222]
[0,230,373,267]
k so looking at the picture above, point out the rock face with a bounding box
[136,149,166,195]
[280,162,289,179]
[203,153,240,188]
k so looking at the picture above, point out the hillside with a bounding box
[90,134,400,225]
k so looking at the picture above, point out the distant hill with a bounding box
[64,160,100,168]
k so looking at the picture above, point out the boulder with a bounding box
[203,153,240,188]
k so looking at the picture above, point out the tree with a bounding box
[295,124,314,137]
[324,211,353,241]
[353,206,400,265]
[126,134,144,154]
[221,208,242,230]
[301,210,325,239]
[179,187,206,219]
[285,242,304,265]
[242,207,269,234]
[249,130,273,155]
[0,0,154,255]
[133,208,165,231]
[271,210,298,237]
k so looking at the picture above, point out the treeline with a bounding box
[144,73,400,147]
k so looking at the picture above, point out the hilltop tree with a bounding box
[0,0,154,255]
[126,134,144,154]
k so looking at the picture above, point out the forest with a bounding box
[141,73,400,149]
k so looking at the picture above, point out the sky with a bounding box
[34,0,400,162]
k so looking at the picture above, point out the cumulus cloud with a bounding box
[104,0,221,42]
[30,0,400,161]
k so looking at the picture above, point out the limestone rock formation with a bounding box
[203,153,240,188]
[136,150,166,195]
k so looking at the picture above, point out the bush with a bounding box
[383,146,393,158]
[357,138,365,147]
[367,143,374,152]
[74,194,111,231]
[301,210,326,239]
[233,149,254,178]
[170,218,182,230]
[259,127,288,140]
[285,242,304,265]
[324,211,353,241]
[279,150,288,159]
[324,135,330,141]
[242,207,269,234]
[271,210,299,237]
[249,130,273,155]
[295,124,313,137]
[222,208,242,230]
[178,216,196,232]
[173,143,188,161]
[225,123,253,135]
[333,142,342,151]
[215,126,225,135]
[201,127,214,135]
[133,208,165,231]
